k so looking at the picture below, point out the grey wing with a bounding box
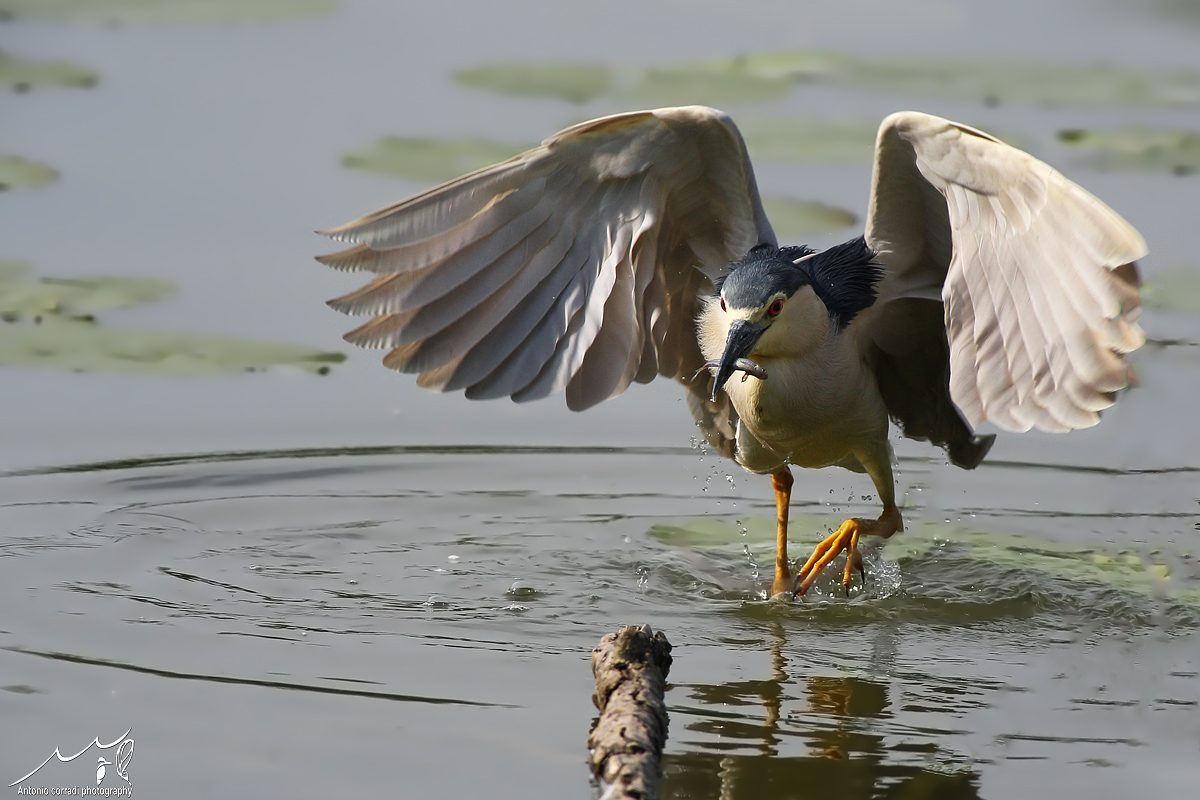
[318,106,773,451]
[856,111,1146,451]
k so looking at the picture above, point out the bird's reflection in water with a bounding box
[662,623,981,800]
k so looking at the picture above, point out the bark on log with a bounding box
[588,624,673,800]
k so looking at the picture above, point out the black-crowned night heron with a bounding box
[318,107,1145,598]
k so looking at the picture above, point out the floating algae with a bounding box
[454,63,614,104]
[0,156,57,191]
[454,54,1200,109]
[1058,126,1200,175]
[760,196,857,240]
[341,136,528,185]
[1142,265,1200,316]
[648,515,1199,611]
[0,261,344,375]
[0,48,96,92]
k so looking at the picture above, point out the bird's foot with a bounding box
[793,505,901,597]
[793,519,865,596]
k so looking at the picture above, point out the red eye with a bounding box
[768,298,784,317]
[719,296,726,312]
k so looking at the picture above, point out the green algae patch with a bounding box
[1155,0,1200,26]
[0,156,57,191]
[453,53,832,107]
[0,261,344,374]
[837,59,1200,107]
[648,515,1200,610]
[454,55,1200,109]
[1057,127,1200,174]
[454,63,614,104]
[342,136,529,185]
[0,317,344,374]
[881,522,1198,608]
[1142,266,1200,316]
[0,0,335,24]
[0,48,96,92]
[690,51,840,82]
[760,196,856,240]
[631,64,794,107]
[648,515,784,550]
[0,261,173,320]
[629,53,839,106]
[738,116,879,164]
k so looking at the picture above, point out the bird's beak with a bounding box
[710,319,766,401]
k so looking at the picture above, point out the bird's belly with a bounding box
[727,360,886,470]
[774,426,860,469]
[749,405,864,469]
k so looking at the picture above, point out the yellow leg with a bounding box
[770,467,794,597]
[794,503,901,596]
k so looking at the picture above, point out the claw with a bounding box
[793,519,863,597]
[841,531,863,594]
[790,505,899,600]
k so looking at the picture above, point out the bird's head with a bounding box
[708,238,882,401]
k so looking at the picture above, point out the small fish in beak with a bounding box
[709,319,768,401]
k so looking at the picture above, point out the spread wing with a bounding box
[858,111,1146,446]
[319,107,773,450]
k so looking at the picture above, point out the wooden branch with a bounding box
[588,624,673,800]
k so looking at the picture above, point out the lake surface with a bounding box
[1,1,1198,798]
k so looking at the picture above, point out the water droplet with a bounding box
[508,580,538,598]
[635,565,651,589]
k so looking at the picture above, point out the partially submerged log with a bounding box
[588,624,673,800]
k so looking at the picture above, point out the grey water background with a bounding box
[1,0,1199,797]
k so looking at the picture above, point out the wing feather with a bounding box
[326,180,564,317]
[315,176,551,274]
[862,111,1145,439]
[450,235,597,393]
[523,215,632,405]
[319,106,775,441]
[319,157,548,248]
